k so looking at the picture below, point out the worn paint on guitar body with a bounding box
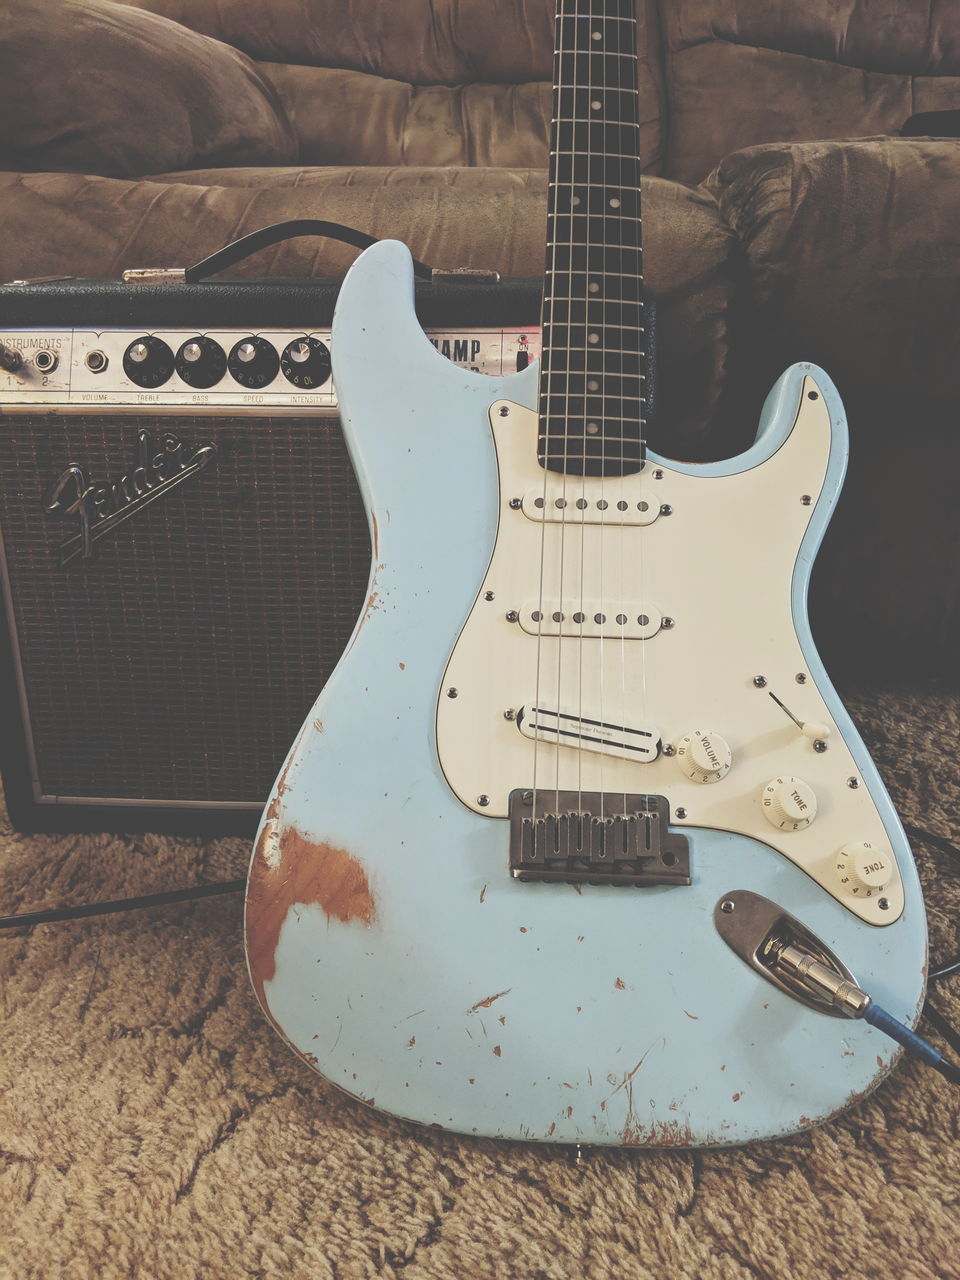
[245,240,926,1146]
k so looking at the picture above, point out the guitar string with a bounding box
[576,0,591,817]
[552,0,577,818]
[616,0,631,829]
[590,0,610,829]
[532,0,568,829]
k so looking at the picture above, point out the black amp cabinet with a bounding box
[0,277,541,835]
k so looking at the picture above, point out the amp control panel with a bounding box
[0,327,541,410]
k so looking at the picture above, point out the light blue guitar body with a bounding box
[245,239,926,1146]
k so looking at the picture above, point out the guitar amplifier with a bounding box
[0,276,541,835]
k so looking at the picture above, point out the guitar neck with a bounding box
[539,0,645,477]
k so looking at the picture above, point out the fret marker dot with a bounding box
[591,100,601,111]
[587,379,599,391]
[571,195,581,207]
[588,282,600,293]
[588,333,599,344]
[587,422,599,434]
[592,30,602,40]
[609,198,621,209]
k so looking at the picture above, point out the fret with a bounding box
[540,417,647,432]
[547,244,644,275]
[542,366,647,384]
[543,288,645,304]
[539,432,647,444]
[555,85,638,97]
[543,296,643,322]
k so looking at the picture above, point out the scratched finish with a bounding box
[244,240,927,1147]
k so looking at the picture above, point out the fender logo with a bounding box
[45,429,217,566]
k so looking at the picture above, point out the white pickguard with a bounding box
[437,387,904,926]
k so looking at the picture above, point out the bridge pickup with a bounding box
[508,790,691,886]
[517,705,661,763]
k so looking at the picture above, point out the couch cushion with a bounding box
[660,0,960,182]
[261,67,551,169]
[0,0,297,179]
[706,137,960,411]
[120,0,667,174]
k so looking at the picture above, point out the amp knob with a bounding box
[760,776,818,831]
[280,336,331,390]
[228,336,280,389]
[123,335,175,388]
[674,730,732,783]
[175,335,226,388]
[836,841,893,895]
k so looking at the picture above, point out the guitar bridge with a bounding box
[508,790,691,886]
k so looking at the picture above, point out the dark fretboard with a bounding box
[539,0,644,477]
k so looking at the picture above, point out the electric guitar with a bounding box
[245,0,927,1145]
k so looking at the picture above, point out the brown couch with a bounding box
[2,0,959,676]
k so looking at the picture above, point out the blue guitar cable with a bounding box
[772,943,960,1086]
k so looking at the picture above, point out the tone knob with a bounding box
[280,335,331,390]
[175,335,226,388]
[228,335,280,389]
[760,776,818,831]
[836,841,893,895]
[674,730,732,783]
[123,335,175,388]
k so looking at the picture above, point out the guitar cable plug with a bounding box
[715,890,960,1089]
[768,940,960,1086]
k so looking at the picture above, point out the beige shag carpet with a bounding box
[1,685,959,1280]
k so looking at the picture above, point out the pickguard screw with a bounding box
[654,469,664,479]
[506,610,519,623]
[813,739,827,753]
[660,504,673,516]
[498,406,510,417]
[847,777,860,789]
[484,590,495,601]
[753,675,767,688]
[478,795,491,806]
[509,497,522,509]
[801,494,812,506]
[676,807,687,819]
[447,687,458,698]
[504,708,517,721]
[662,616,675,629]
[878,897,890,911]
[662,743,676,757]
[795,672,807,684]
[720,899,736,914]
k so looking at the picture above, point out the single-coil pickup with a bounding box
[521,485,663,526]
[518,603,662,639]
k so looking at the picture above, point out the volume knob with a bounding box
[760,776,818,831]
[674,730,732,784]
[836,841,892,895]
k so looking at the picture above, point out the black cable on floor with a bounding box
[0,878,246,930]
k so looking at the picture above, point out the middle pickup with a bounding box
[517,603,663,639]
[517,705,661,763]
